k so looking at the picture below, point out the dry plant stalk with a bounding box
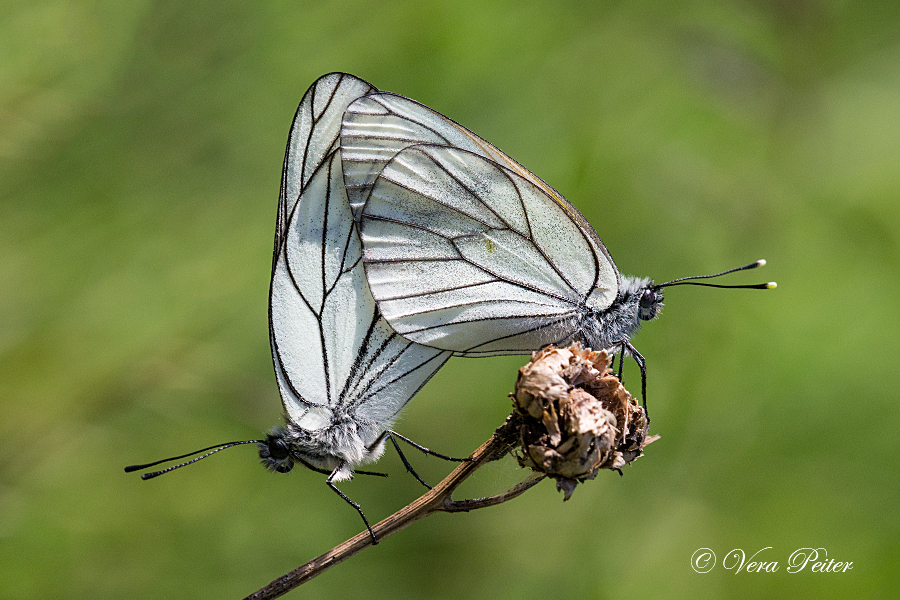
[245,344,655,600]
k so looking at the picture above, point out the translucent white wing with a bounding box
[340,91,617,273]
[340,91,619,355]
[276,73,377,256]
[359,144,619,355]
[271,73,450,464]
[271,151,450,449]
[340,92,513,218]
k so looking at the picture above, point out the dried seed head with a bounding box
[512,343,657,500]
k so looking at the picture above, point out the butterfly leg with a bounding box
[386,430,470,462]
[616,341,626,382]
[625,341,648,423]
[615,340,649,423]
[326,464,378,544]
[382,432,433,489]
[370,430,469,491]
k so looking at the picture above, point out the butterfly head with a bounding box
[259,426,296,473]
[579,276,660,351]
[258,419,375,480]
[617,276,663,324]
[638,285,664,321]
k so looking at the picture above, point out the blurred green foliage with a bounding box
[1,1,898,598]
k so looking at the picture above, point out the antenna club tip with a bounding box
[757,259,766,267]
[766,282,777,289]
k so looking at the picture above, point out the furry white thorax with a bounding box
[579,275,661,352]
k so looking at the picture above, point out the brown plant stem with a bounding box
[243,415,543,600]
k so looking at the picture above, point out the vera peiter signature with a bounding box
[691,547,854,574]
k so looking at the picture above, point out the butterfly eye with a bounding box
[268,437,290,461]
[638,288,662,321]
[259,435,294,474]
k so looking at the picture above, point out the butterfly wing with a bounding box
[340,91,616,272]
[276,73,377,259]
[359,144,619,355]
[340,91,619,355]
[340,92,514,219]
[271,74,450,461]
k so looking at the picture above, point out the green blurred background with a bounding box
[2,1,898,598]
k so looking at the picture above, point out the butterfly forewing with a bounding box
[276,73,377,258]
[271,149,450,436]
[359,144,617,355]
[340,91,617,282]
[341,92,517,219]
[270,73,450,452]
[341,88,620,356]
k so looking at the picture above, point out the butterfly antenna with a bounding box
[124,440,262,480]
[658,259,776,290]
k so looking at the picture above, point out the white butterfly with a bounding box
[262,73,453,488]
[127,74,458,543]
[339,79,773,401]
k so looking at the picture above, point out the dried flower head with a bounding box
[512,343,657,499]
